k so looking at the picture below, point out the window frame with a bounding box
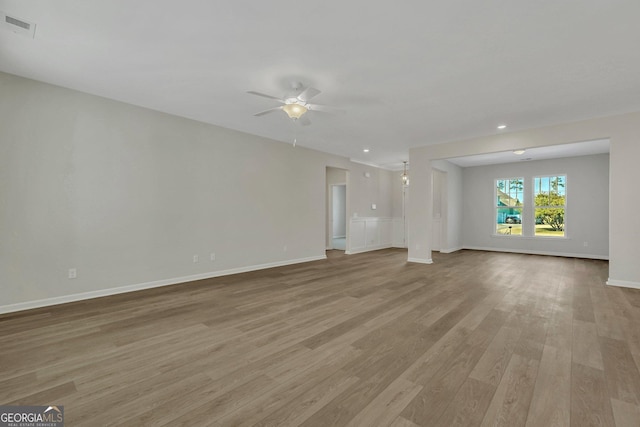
[495,177,524,237]
[533,174,567,238]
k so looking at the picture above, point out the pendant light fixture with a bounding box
[401,161,409,186]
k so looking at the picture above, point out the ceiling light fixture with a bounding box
[497,124,507,129]
[401,161,409,186]
[513,149,526,155]
[363,148,370,153]
[282,103,308,119]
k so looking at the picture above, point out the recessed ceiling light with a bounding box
[363,148,370,153]
[513,149,526,155]
[497,124,507,130]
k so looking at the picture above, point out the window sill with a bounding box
[491,234,569,240]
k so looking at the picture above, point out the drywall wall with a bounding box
[0,72,397,311]
[461,154,609,258]
[391,170,405,219]
[332,185,346,237]
[349,166,393,219]
[409,111,640,287]
[325,167,347,248]
[431,160,463,252]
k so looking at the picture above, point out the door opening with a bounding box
[331,184,347,250]
[326,167,348,251]
[432,168,447,252]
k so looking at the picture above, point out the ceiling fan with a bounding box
[247,84,339,126]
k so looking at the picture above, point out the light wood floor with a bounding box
[2,249,640,426]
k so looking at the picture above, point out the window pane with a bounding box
[497,178,523,207]
[534,176,549,198]
[549,176,566,206]
[496,207,522,235]
[496,180,507,207]
[535,208,564,237]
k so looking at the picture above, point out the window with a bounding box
[496,178,523,235]
[534,175,566,237]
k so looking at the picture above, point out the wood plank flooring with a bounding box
[2,249,640,426]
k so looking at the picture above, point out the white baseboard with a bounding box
[408,257,433,264]
[0,255,327,315]
[462,246,609,260]
[439,246,463,254]
[606,278,640,289]
[346,244,392,255]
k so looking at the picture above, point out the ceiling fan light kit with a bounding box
[248,84,339,124]
[282,103,308,119]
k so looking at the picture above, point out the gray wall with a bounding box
[431,160,463,252]
[409,112,640,286]
[461,154,609,258]
[332,185,346,237]
[0,72,396,310]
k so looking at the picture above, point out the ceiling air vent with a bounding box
[1,12,36,38]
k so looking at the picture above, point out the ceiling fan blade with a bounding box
[299,115,312,126]
[247,91,285,103]
[306,103,346,114]
[254,107,282,116]
[297,86,321,102]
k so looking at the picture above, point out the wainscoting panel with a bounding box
[347,217,395,254]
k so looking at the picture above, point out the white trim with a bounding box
[606,278,640,289]
[491,234,569,240]
[463,246,608,260]
[0,255,327,315]
[408,257,433,264]
[346,244,392,255]
[439,246,463,254]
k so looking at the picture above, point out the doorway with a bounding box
[326,167,348,251]
[432,168,447,252]
[331,184,347,250]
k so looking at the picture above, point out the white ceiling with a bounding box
[447,139,610,167]
[1,1,639,170]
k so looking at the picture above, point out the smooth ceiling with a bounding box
[447,139,610,167]
[1,1,639,169]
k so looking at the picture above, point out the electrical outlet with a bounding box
[193,255,199,263]
[210,252,216,261]
[583,241,588,247]
[283,245,287,252]
[68,268,77,279]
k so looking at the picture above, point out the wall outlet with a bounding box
[68,268,77,279]
[210,252,216,261]
[283,245,288,252]
[371,203,377,210]
[193,255,199,263]
[583,241,588,247]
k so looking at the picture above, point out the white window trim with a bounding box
[494,177,524,237]
[532,174,567,239]
[492,175,569,239]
